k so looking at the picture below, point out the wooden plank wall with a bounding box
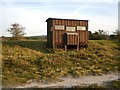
[47,18,88,48]
[67,35,78,45]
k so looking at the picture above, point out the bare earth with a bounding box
[16,73,119,88]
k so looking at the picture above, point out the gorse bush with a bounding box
[2,39,119,87]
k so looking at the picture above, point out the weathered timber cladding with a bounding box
[65,33,78,45]
[46,18,89,50]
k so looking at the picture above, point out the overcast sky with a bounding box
[0,0,119,36]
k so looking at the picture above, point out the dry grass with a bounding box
[2,39,119,87]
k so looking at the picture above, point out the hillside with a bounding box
[2,39,119,87]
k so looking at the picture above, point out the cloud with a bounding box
[1,7,48,36]
[1,1,118,36]
[70,7,117,33]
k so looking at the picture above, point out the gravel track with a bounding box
[16,73,119,88]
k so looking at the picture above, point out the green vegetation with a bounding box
[2,39,119,87]
[7,23,25,40]
[89,29,120,40]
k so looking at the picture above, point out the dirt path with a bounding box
[16,73,119,88]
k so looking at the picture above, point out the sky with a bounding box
[0,0,119,36]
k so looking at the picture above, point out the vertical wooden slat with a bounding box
[83,21,84,26]
[80,31,82,43]
[73,35,74,45]
[71,35,72,45]
[58,20,60,25]
[75,36,79,44]
[72,35,74,45]
[55,20,57,25]
[77,35,79,50]
[86,31,88,45]
[85,21,87,26]
[52,30,55,48]
[77,21,79,26]
[59,31,61,44]
[54,31,56,44]
[59,30,62,43]
[79,21,82,26]
[80,31,81,44]
[47,18,88,49]
[74,35,75,45]
[81,31,83,43]
[57,20,59,25]
[81,21,82,25]
[70,20,72,26]
[68,20,70,26]
[65,20,67,26]
[78,31,80,45]
[68,35,71,45]
[56,31,58,43]
[68,35,70,45]
[82,32,84,43]
[67,35,69,45]
[78,21,80,26]
[56,20,58,25]
[75,35,76,45]
[80,21,81,25]
[74,36,77,45]
[86,31,87,44]
[58,30,60,43]
[62,20,64,25]
[83,31,84,42]
[69,35,71,45]
[67,20,69,26]
[84,31,86,44]
[72,21,74,26]
[74,21,76,26]
[70,35,71,45]
[59,20,61,25]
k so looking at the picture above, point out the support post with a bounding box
[77,44,79,50]
[77,35,79,50]
[65,45,67,51]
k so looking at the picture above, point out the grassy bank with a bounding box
[2,40,119,87]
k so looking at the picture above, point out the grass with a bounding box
[2,39,119,88]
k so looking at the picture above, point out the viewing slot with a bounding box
[77,26,86,30]
[55,25,65,30]
[66,26,76,31]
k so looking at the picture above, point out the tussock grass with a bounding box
[2,40,119,87]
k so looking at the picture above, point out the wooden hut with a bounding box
[46,18,89,51]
